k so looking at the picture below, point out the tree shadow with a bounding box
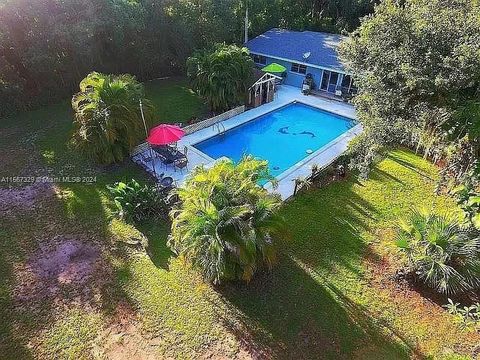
[280,178,378,277]
[387,152,435,182]
[216,255,416,359]
[136,219,172,269]
[369,167,406,185]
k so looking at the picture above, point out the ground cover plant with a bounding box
[1,78,480,359]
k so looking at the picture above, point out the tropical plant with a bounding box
[107,179,166,223]
[187,44,254,112]
[452,184,480,229]
[71,72,154,164]
[444,298,480,331]
[395,208,480,295]
[168,156,286,284]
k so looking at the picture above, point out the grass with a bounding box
[1,76,478,359]
[145,77,208,124]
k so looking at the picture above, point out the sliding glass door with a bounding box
[320,70,340,93]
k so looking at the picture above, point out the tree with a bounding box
[395,208,480,295]
[187,44,254,112]
[71,72,154,164]
[339,0,480,183]
[168,156,286,284]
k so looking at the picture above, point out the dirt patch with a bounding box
[13,236,109,307]
[0,182,55,214]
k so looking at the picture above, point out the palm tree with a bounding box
[168,156,286,284]
[395,208,480,294]
[186,44,254,112]
[71,72,154,164]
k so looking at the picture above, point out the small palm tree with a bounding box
[168,156,286,284]
[395,208,480,294]
[187,44,254,112]
[71,72,154,164]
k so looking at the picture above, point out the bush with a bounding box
[395,208,480,295]
[444,298,480,331]
[451,184,480,230]
[107,179,166,223]
[187,44,254,112]
[168,156,286,284]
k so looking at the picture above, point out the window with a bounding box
[252,54,266,65]
[291,63,307,74]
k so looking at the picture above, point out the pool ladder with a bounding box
[214,122,226,135]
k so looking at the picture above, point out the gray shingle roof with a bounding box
[246,28,346,72]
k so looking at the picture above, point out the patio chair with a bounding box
[174,149,188,172]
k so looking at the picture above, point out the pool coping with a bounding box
[272,123,361,183]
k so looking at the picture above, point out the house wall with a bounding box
[254,55,344,92]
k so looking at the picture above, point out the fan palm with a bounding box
[187,44,254,112]
[71,72,154,164]
[168,156,285,284]
[395,208,480,294]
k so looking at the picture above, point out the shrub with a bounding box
[444,298,480,331]
[395,209,480,294]
[107,179,166,223]
[187,44,254,112]
[452,184,480,229]
[168,156,286,284]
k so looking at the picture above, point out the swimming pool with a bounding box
[194,102,354,178]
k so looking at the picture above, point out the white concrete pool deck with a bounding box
[140,85,361,200]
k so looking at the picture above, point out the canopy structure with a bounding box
[261,62,287,73]
[147,124,185,145]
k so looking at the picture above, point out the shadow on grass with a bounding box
[217,255,415,359]
[387,152,435,182]
[136,219,173,269]
[281,178,378,277]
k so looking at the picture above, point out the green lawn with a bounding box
[1,78,478,359]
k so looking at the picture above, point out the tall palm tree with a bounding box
[71,72,154,164]
[396,208,480,294]
[187,44,254,112]
[168,156,286,284]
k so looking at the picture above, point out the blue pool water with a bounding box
[194,102,354,178]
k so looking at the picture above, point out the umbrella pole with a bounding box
[139,100,158,181]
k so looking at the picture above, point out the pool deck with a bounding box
[139,85,361,200]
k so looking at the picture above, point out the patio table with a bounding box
[152,145,186,162]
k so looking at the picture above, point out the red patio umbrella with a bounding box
[146,124,185,145]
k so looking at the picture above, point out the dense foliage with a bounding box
[0,0,376,118]
[395,209,480,295]
[108,179,166,223]
[340,0,480,186]
[168,156,286,283]
[187,44,254,112]
[71,72,154,164]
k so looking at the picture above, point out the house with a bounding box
[245,28,356,96]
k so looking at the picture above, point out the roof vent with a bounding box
[303,52,311,60]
